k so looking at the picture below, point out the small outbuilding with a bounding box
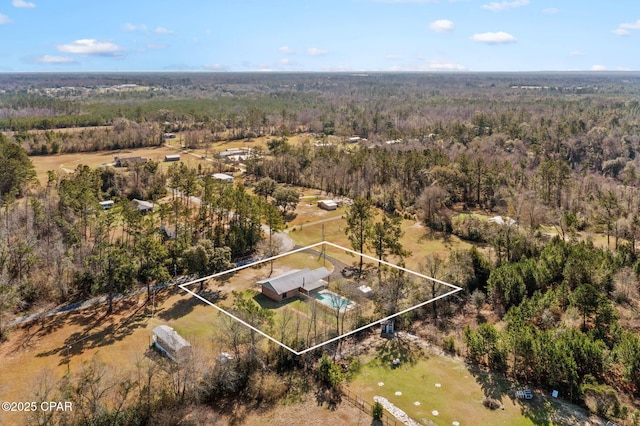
[212,173,234,183]
[318,199,338,211]
[218,148,244,158]
[164,154,181,162]
[380,320,395,338]
[488,216,516,226]
[258,267,330,302]
[152,325,192,361]
[114,156,148,168]
[131,199,154,214]
[99,200,114,210]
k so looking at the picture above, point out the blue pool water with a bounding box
[314,291,354,310]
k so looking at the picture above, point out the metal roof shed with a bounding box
[152,325,191,362]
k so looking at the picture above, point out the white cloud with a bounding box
[569,50,584,57]
[472,31,517,44]
[482,0,528,12]
[280,58,291,65]
[279,46,295,54]
[155,26,174,35]
[0,13,12,24]
[36,55,74,64]
[542,7,558,14]
[203,63,227,70]
[591,65,607,71]
[308,47,328,56]
[57,39,123,56]
[613,19,640,36]
[122,23,147,32]
[423,59,466,71]
[429,19,454,32]
[122,24,173,35]
[147,44,167,50]
[13,0,36,8]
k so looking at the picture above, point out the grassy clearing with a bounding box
[0,288,216,407]
[28,144,204,185]
[289,215,472,268]
[348,349,552,426]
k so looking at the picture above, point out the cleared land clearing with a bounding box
[0,288,220,424]
[28,145,202,185]
[347,348,598,426]
[0,286,368,426]
[189,241,458,354]
[288,213,472,266]
[163,132,315,157]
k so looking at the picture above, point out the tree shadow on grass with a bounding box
[156,297,200,321]
[374,334,424,368]
[36,300,149,365]
[467,365,512,404]
[517,394,558,426]
[13,312,70,354]
[469,366,563,425]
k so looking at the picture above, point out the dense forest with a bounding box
[2,72,640,424]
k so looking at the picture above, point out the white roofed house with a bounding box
[131,199,155,214]
[258,267,330,302]
[151,325,192,362]
[318,199,338,211]
[212,173,234,183]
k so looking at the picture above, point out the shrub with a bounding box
[372,401,383,421]
[483,397,502,410]
[442,336,456,355]
[451,215,489,242]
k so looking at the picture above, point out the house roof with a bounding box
[132,199,154,211]
[152,325,191,352]
[212,173,234,180]
[488,216,516,226]
[258,267,330,295]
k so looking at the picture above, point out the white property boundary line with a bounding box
[178,241,463,356]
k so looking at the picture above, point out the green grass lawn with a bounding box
[348,350,555,426]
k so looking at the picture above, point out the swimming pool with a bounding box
[314,290,354,310]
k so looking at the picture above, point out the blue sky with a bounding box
[0,0,639,72]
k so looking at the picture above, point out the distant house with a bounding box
[164,154,181,162]
[99,200,114,210]
[347,136,361,143]
[114,156,148,168]
[152,325,191,362]
[318,200,338,211]
[488,216,516,226]
[212,173,234,183]
[258,267,330,302]
[131,199,154,214]
[218,148,244,158]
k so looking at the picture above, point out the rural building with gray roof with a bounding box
[152,325,191,362]
[258,267,330,301]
